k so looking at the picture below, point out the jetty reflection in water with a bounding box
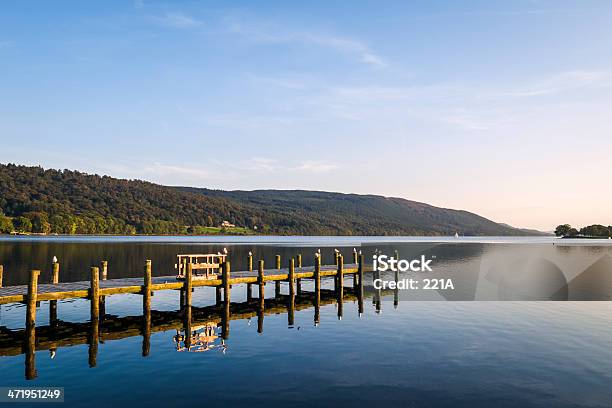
[0,277,385,379]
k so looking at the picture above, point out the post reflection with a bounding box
[2,272,388,379]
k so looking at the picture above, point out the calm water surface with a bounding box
[1,236,612,407]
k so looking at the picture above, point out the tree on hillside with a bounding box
[25,212,51,234]
[13,216,32,233]
[0,212,13,233]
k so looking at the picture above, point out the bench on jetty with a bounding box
[175,253,226,280]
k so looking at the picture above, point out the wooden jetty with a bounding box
[0,251,384,379]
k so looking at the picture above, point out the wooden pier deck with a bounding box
[0,264,359,305]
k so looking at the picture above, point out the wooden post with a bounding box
[352,249,358,265]
[258,260,265,300]
[143,260,152,315]
[222,260,231,303]
[358,254,364,316]
[0,264,3,288]
[184,261,192,307]
[337,254,344,291]
[101,260,108,280]
[337,254,344,319]
[49,262,59,328]
[143,294,152,357]
[296,253,302,295]
[247,251,253,301]
[89,266,99,368]
[52,262,60,284]
[333,255,339,292]
[314,254,321,307]
[358,254,364,293]
[288,258,295,296]
[25,270,40,380]
[257,259,265,334]
[98,261,107,318]
[90,267,99,322]
[275,255,281,297]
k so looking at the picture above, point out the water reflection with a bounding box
[0,282,388,379]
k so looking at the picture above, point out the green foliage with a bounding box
[25,211,51,234]
[555,224,573,237]
[579,224,611,238]
[0,163,540,236]
[556,224,611,238]
[13,216,32,233]
[0,212,13,233]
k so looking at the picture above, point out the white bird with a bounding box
[334,249,339,253]
[52,256,58,263]
[248,251,252,256]
[223,247,228,254]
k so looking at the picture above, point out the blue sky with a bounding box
[1,1,611,230]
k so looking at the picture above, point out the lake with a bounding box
[1,236,612,407]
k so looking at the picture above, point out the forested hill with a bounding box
[0,163,539,236]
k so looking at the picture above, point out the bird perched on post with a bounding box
[52,256,58,263]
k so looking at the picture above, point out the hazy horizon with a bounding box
[1,1,611,231]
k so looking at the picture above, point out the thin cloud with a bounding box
[149,12,202,29]
[502,70,611,97]
[228,21,386,68]
[292,161,339,174]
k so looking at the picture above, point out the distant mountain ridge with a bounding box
[0,163,543,236]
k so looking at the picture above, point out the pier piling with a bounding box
[258,260,265,333]
[89,267,100,368]
[49,262,60,327]
[223,260,231,303]
[0,265,3,288]
[337,255,344,319]
[275,255,281,297]
[142,260,152,357]
[25,270,39,380]
[288,258,295,296]
[101,260,108,280]
[247,252,253,301]
[314,254,321,308]
[296,254,302,294]
[184,261,193,307]
[143,260,152,315]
